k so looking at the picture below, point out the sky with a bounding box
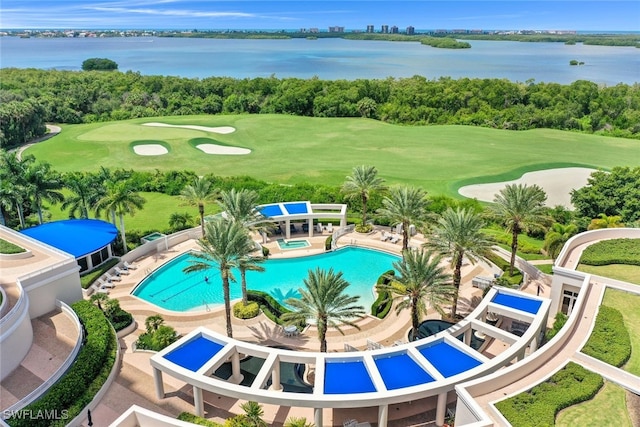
[1,1,638,32]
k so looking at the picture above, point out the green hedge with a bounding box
[495,362,604,427]
[371,270,394,319]
[80,258,120,289]
[7,300,116,427]
[485,252,523,286]
[177,412,224,427]
[544,312,568,342]
[582,305,632,367]
[247,290,300,327]
[580,238,640,266]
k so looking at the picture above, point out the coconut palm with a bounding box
[544,222,578,259]
[25,161,65,224]
[180,176,218,237]
[0,150,33,228]
[425,207,493,318]
[587,213,624,230]
[377,185,429,251]
[183,218,255,338]
[282,268,365,352]
[341,165,386,228]
[376,249,454,340]
[61,172,96,219]
[94,180,146,253]
[238,254,266,305]
[284,418,314,427]
[487,184,550,275]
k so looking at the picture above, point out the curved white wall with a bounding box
[0,291,32,381]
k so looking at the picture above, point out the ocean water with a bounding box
[1,36,638,84]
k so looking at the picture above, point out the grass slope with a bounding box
[26,115,640,198]
[602,289,640,376]
[555,381,633,427]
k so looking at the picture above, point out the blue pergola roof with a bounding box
[21,219,118,258]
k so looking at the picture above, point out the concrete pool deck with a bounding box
[84,228,550,426]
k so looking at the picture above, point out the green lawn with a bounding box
[602,289,640,376]
[577,264,640,285]
[556,381,633,427]
[26,115,640,198]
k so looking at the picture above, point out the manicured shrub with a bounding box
[80,258,120,289]
[495,362,603,427]
[582,305,631,367]
[246,290,306,328]
[233,301,260,319]
[544,312,568,342]
[371,270,394,319]
[580,238,640,266]
[325,235,332,250]
[136,315,179,351]
[7,300,116,427]
[262,245,270,258]
[177,412,224,427]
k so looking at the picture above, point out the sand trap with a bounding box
[196,144,251,155]
[458,167,598,208]
[142,122,236,134]
[133,144,169,156]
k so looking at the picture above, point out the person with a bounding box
[204,276,209,283]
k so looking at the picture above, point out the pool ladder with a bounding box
[203,300,211,312]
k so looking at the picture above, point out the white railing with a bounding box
[332,224,355,249]
[2,301,83,416]
[0,285,27,330]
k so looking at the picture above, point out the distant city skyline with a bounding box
[2,1,639,32]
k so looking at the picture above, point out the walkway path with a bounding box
[14,124,61,160]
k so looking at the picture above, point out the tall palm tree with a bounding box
[341,165,386,227]
[0,150,33,228]
[62,172,96,219]
[238,254,266,305]
[284,417,314,427]
[425,207,492,318]
[487,183,549,275]
[377,185,429,251]
[282,268,365,352]
[94,180,146,253]
[183,218,254,338]
[587,213,624,230]
[376,249,454,339]
[25,161,65,224]
[544,222,578,259]
[180,176,218,237]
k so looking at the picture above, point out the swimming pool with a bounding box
[276,239,310,250]
[133,246,399,311]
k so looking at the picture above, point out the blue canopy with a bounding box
[21,219,118,258]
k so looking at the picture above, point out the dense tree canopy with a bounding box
[81,58,118,71]
[1,68,639,149]
[571,166,640,223]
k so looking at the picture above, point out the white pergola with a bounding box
[257,201,347,239]
[150,287,550,427]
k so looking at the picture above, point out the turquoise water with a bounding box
[276,239,310,250]
[133,246,398,311]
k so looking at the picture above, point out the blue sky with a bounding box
[1,1,638,31]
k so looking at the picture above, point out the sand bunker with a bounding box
[142,122,236,134]
[133,144,169,156]
[458,167,598,208]
[196,144,251,155]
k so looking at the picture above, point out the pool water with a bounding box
[133,247,398,311]
[276,239,311,250]
[142,232,165,242]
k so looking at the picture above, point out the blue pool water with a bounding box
[324,359,376,394]
[418,341,482,378]
[492,293,542,315]
[276,239,310,250]
[133,247,398,311]
[164,335,224,372]
[374,352,434,390]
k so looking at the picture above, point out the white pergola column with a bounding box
[435,392,447,427]
[378,404,389,427]
[285,219,291,239]
[193,385,204,417]
[230,351,244,384]
[463,329,472,346]
[270,358,283,391]
[153,367,165,399]
[314,408,323,427]
[307,219,313,237]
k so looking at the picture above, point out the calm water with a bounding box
[133,246,399,312]
[1,36,638,84]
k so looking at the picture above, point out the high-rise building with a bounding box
[366,25,374,33]
[328,26,345,33]
[406,26,415,35]
[381,25,389,34]
[390,26,399,34]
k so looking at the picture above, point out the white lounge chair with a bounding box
[316,223,323,233]
[380,231,389,241]
[326,223,333,233]
[97,278,115,289]
[389,233,400,244]
[114,266,129,275]
[124,261,138,270]
[92,284,109,294]
[105,272,121,282]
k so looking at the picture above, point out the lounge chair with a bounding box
[380,231,389,241]
[105,272,121,282]
[124,261,138,270]
[92,284,109,294]
[389,233,400,244]
[290,223,297,233]
[326,223,333,233]
[114,266,129,275]
[97,278,115,288]
[302,223,309,233]
[316,223,323,233]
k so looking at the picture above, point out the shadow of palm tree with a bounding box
[246,321,310,349]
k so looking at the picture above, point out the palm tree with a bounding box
[341,165,386,227]
[587,213,624,230]
[0,150,32,228]
[183,218,254,338]
[168,211,193,231]
[25,161,65,224]
[544,222,578,259]
[425,207,493,318]
[377,185,429,251]
[90,292,110,312]
[62,172,95,219]
[284,418,314,427]
[237,254,266,305]
[376,249,454,339]
[144,314,165,333]
[239,401,267,427]
[94,180,146,253]
[487,183,549,275]
[282,268,365,352]
[180,176,218,237]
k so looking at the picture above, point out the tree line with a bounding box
[1,68,639,148]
